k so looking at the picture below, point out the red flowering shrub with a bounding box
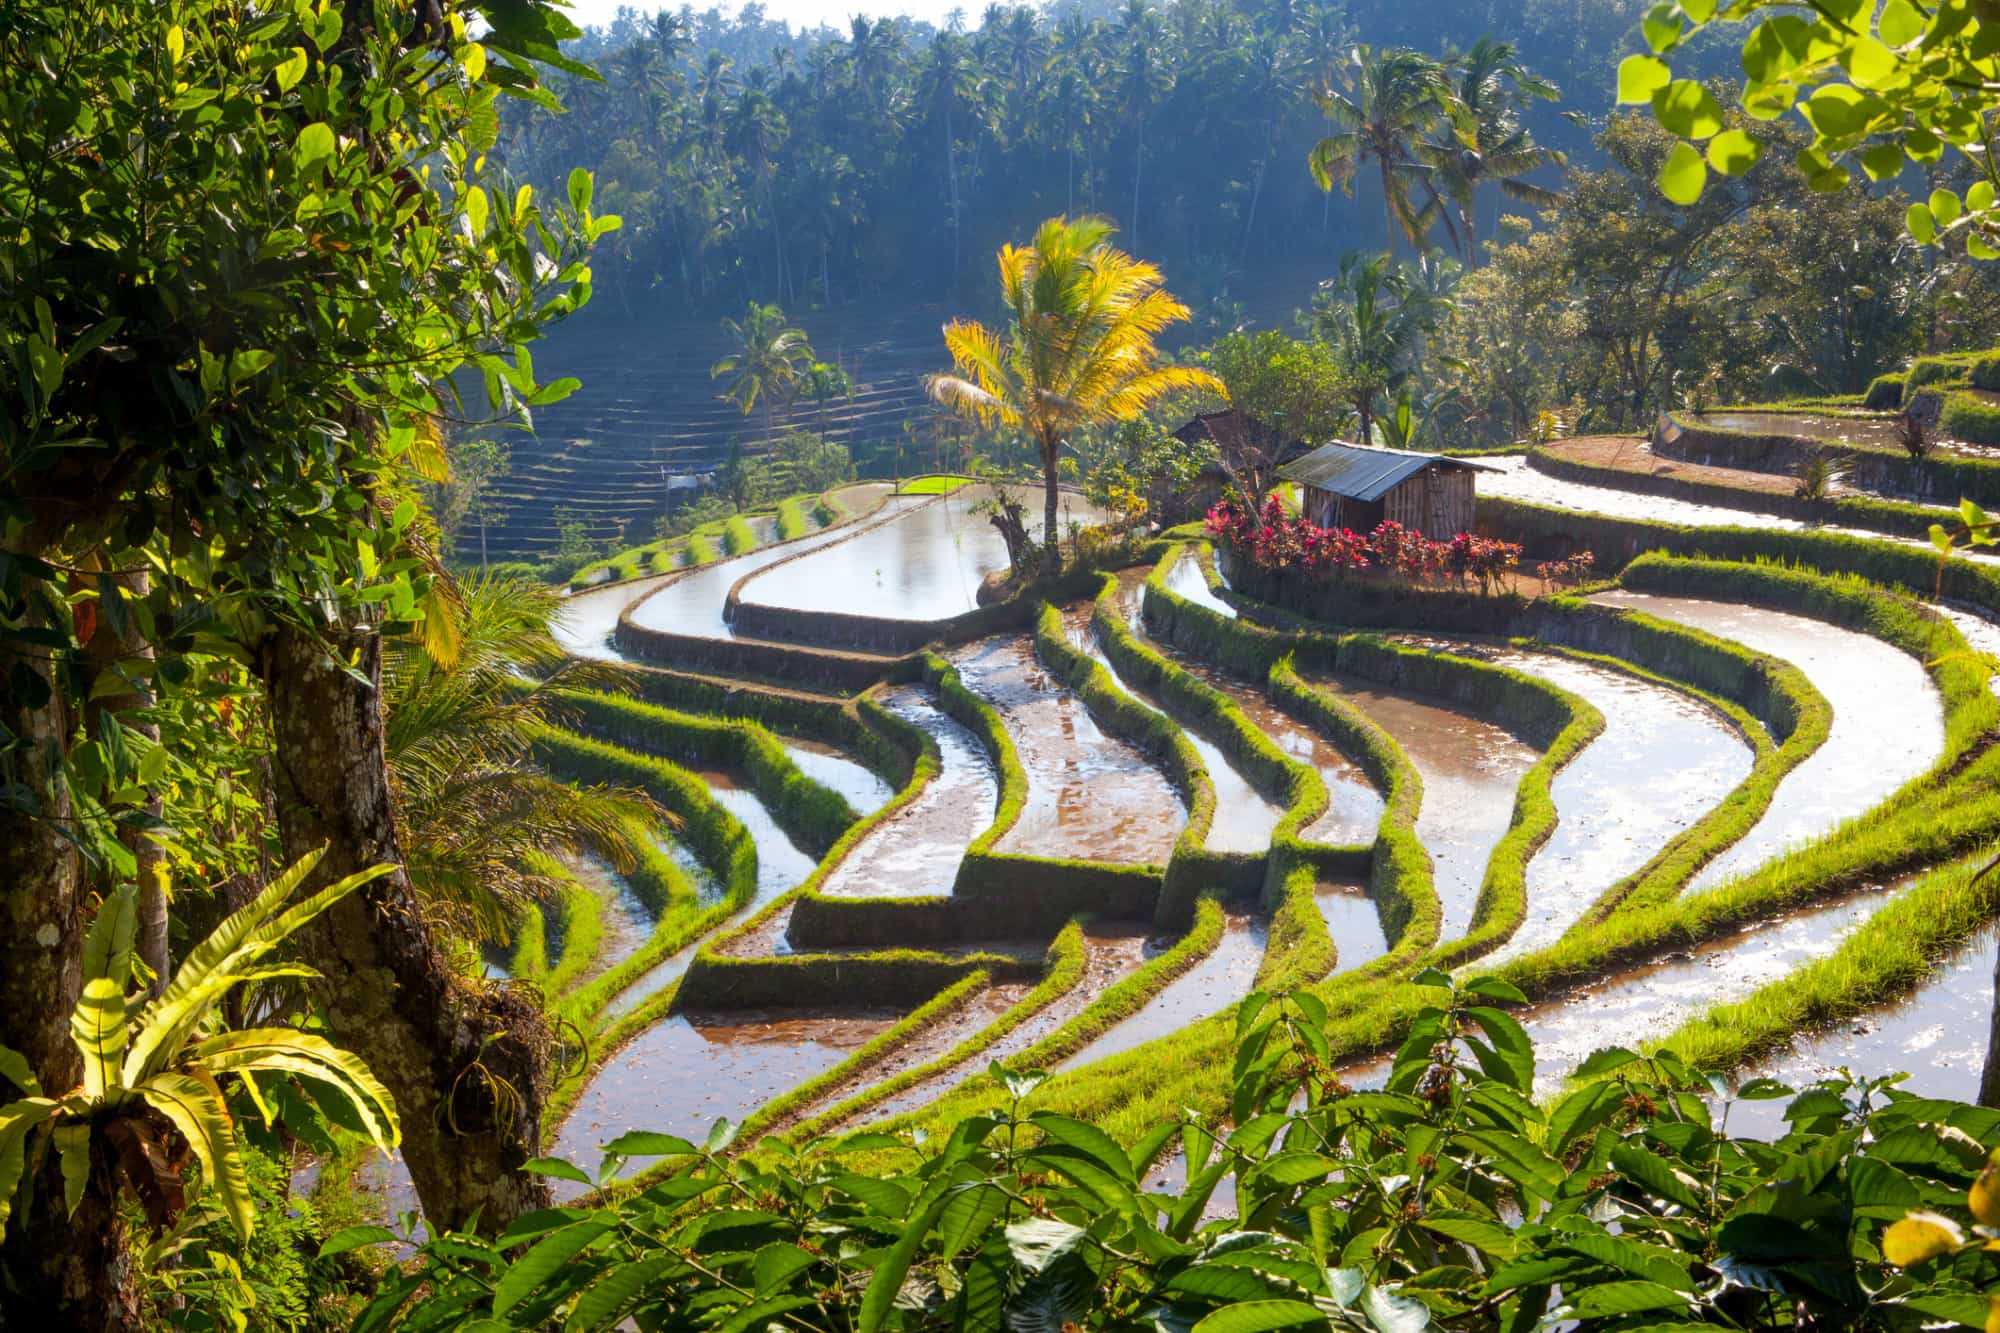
[1206,501,1523,593]
[1536,550,1598,590]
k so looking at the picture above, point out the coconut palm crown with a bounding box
[925,214,1223,571]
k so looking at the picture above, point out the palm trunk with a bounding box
[1380,154,1398,254]
[1042,435,1062,575]
[259,621,552,1236]
[945,102,962,296]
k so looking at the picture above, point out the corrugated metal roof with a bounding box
[1275,442,1500,502]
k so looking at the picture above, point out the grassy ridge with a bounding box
[563,688,861,857]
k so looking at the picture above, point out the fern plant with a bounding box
[0,851,400,1240]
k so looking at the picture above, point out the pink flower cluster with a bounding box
[1205,498,1522,593]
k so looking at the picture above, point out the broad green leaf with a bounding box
[320,1225,399,1257]
[465,185,489,238]
[493,1219,614,1314]
[0,1045,39,1098]
[1909,203,1938,245]
[1190,1299,1332,1333]
[1879,0,1925,47]
[564,1255,677,1331]
[1741,15,1813,84]
[1566,1279,1690,1318]
[521,1156,592,1186]
[1642,3,1682,53]
[274,47,308,94]
[1652,80,1725,139]
[141,1071,252,1239]
[752,1243,817,1296]
[938,1183,1009,1261]
[1032,1113,1135,1183]
[1610,1143,1705,1211]
[295,122,336,172]
[54,1124,89,1219]
[1362,1285,1431,1332]
[1004,1216,1086,1273]
[1842,36,1898,88]
[1616,55,1671,105]
[1461,976,1526,1005]
[71,977,128,1099]
[1707,128,1762,174]
[567,166,593,214]
[601,1131,695,1158]
[1658,141,1707,204]
[1968,181,1996,212]
[857,1188,949,1333]
[1932,188,1964,226]
[1573,1047,1641,1079]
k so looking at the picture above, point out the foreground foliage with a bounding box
[349,976,2000,1330]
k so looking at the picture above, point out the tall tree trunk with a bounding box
[1041,436,1062,576]
[0,568,137,1326]
[1379,154,1399,254]
[259,620,551,1236]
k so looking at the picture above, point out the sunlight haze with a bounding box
[562,0,968,33]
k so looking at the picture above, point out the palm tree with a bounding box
[918,32,979,295]
[711,302,815,447]
[384,575,657,944]
[1309,46,1455,252]
[803,359,855,439]
[1311,250,1457,447]
[926,215,1222,573]
[1117,1,1172,250]
[1418,38,1565,265]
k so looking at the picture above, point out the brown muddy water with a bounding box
[1118,580,1384,846]
[1399,643,1753,962]
[738,486,1097,623]
[814,685,998,898]
[553,1007,905,1190]
[782,737,896,813]
[1061,913,1270,1071]
[949,634,1185,864]
[1060,598,1284,856]
[1592,591,1943,892]
[860,924,1153,1124]
[1725,923,1998,1138]
[1312,675,1538,940]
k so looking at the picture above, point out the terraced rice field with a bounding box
[330,453,2000,1213]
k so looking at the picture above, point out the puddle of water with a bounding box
[1312,676,1537,940]
[782,738,896,813]
[554,1008,904,1190]
[1727,923,1997,1138]
[739,486,1091,623]
[816,685,998,898]
[1429,647,1754,961]
[1062,914,1269,1070]
[1592,592,1943,891]
[949,634,1185,864]
[863,925,1152,1122]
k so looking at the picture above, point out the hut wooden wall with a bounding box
[1382,469,1473,540]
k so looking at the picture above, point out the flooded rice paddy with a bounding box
[814,685,997,898]
[1311,675,1537,940]
[782,738,895,813]
[736,485,1092,623]
[948,633,1184,864]
[1398,643,1754,961]
[1692,410,2000,459]
[1592,591,1943,891]
[1061,913,1269,1069]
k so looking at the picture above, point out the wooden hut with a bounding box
[1276,442,1498,540]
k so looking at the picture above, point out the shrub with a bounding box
[1863,370,1906,409]
[357,978,2000,1332]
[1206,496,1520,590]
[1794,449,1852,494]
[1941,389,2000,446]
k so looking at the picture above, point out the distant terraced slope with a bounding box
[481,261,1330,561]
[477,301,962,561]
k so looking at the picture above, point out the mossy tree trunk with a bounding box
[259,621,553,1235]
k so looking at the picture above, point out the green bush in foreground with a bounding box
[341,976,2000,1331]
